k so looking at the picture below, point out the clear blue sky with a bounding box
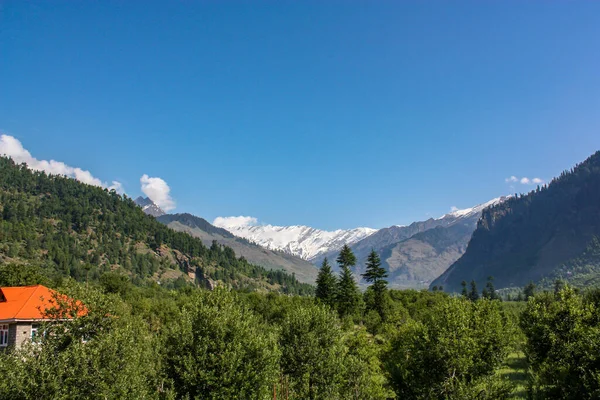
[1,1,599,230]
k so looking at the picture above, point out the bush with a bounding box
[520,286,600,399]
[384,297,514,399]
[163,288,280,399]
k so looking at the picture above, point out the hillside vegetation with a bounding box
[0,157,312,294]
[433,151,600,292]
[157,213,318,284]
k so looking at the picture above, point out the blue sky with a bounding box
[1,1,599,230]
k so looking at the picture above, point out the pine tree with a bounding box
[315,258,337,308]
[524,282,536,300]
[362,249,388,318]
[336,245,360,318]
[461,281,468,298]
[468,280,480,301]
[483,276,498,300]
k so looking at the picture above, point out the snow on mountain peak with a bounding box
[134,196,166,217]
[438,196,510,221]
[213,218,376,261]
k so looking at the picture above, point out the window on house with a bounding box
[0,324,8,347]
[31,324,39,342]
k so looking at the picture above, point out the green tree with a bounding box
[336,245,361,319]
[468,280,480,301]
[523,282,536,300]
[362,249,388,319]
[164,289,280,399]
[315,257,337,308]
[482,276,499,300]
[461,280,468,298]
[340,327,394,400]
[384,298,515,399]
[279,302,346,399]
[520,286,600,399]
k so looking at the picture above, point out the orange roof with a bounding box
[0,285,85,321]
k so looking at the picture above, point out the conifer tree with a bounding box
[523,282,536,300]
[336,245,361,318]
[362,249,388,318]
[315,258,337,308]
[483,276,498,300]
[468,280,480,301]
[461,281,468,298]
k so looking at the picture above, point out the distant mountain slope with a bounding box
[0,157,312,294]
[217,223,376,261]
[157,214,318,284]
[432,151,600,292]
[313,197,508,288]
[134,196,165,217]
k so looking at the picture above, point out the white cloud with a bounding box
[0,134,124,193]
[504,175,544,186]
[450,206,459,212]
[140,174,175,211]
[213,216,258,228]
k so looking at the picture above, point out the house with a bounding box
[0,284,84,350]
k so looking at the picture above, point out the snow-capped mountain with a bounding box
[436,196,509,222]
[312,196,511,288]
[215,223,377,261]
[134,196,165,217]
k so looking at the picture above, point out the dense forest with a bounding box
[433,151,600,292]
[5,248,600,399]
[0,157,312,294]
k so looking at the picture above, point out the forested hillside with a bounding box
[433,151,600,292]
[0,157,312,294]
[157,213,318,283]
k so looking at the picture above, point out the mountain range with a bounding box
[133,150,600,292]
[136,196,509,288]
[312,197,509,288]
[432,151,600,292]
[215,223,377,261]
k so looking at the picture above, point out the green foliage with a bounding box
[0,283,166,400]
[340,327,394,399]
[0,157,311,294]
[164,288,280,399]
[520,286,600,399]
[383,298,516,399]
[482,276,500,300]
[336,244,357,269]
[362,249,388,319]
[468,280,480,301]
[278,302,346,399]
[315,257,337,308]
[433,150,600,292]
[336,245,362,319]
[0,263,52,286]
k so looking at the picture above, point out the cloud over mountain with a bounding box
[505,175,544,185]
[140,174,176,211]
[213,216,258,228]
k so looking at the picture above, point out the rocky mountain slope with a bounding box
[313,197,509,288]
[157,213,318,283]
[216,223,376,261]
[134,196,165,217]
[432,151,600,292]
